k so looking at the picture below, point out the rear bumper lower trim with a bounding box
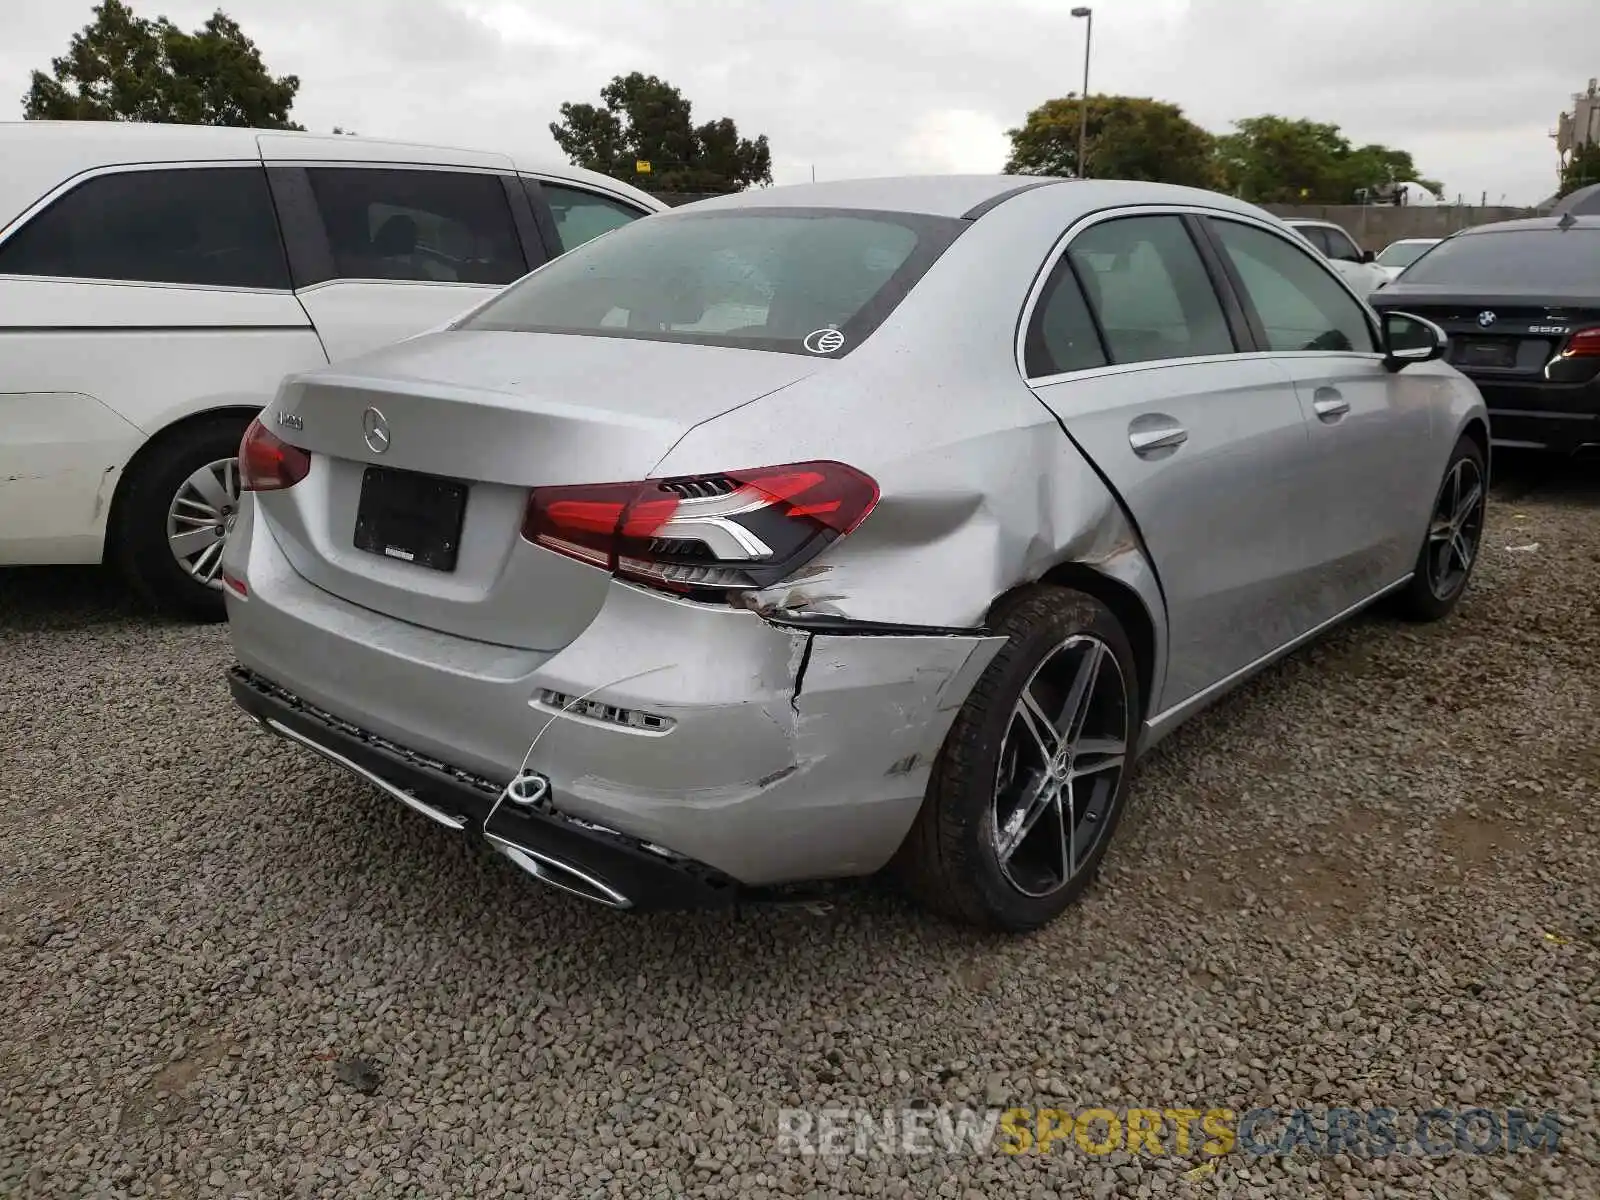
[227,665,751,910]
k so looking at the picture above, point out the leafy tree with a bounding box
[23,0,302,129]
[1558,143,1600,198]
[550,73,771,193]
[1005,95,1217,187]
[1215,115,1439,203]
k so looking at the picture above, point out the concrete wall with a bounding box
[647,192,729,207]
[1262,204,1536,249]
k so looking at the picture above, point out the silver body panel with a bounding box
[226,176,1486,887]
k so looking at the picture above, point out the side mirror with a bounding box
[1361,249,1377,264]
[1381,310,1448,372]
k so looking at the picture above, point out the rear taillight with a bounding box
[1561,327,1600,358]
[522,461,879,594]
[239,418,310,492]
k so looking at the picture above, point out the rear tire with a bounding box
[895,585,1141,932]
[1393,435,1487,623]
[111,414,251,623]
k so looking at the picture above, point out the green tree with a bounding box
[1005,95,1216,186]
[1215,115,1439,203]
[23,0,301,128]
[551,73,772,193]
[1559,143,1600,198]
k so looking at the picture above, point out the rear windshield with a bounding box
[1398,229,1600,288]
[457,207,967,356]
[1377,241,1433,268]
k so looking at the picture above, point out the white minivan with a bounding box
[0,121,664,619]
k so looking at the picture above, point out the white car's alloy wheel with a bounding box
[166,456,241,588]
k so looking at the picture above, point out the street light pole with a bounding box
[1071,6,1093,179]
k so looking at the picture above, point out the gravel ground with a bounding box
[1,455,1596,1199]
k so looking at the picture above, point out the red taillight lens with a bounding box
[239,418,311,492]
[522,461,880,593]
[1562,327,1600,357]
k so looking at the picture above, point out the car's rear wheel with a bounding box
[896,585,1141,932]
[1394,434,1487,623]
[111,414,251,622]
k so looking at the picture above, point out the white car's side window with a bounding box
[539,183,648,253]
[0,166,289,290]
[1210,219,1377,354]
[1323,228,1362,263]
[303,168,527,286]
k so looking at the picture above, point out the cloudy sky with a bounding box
[4,0,1590,205]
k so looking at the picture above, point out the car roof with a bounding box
[675,175,1279,222]
[1453,214,1600,236]
[0,120,662,229]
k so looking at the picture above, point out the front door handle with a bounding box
[1129,425,1188,455]
[1312,387,1350,421]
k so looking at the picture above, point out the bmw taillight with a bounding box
[1561,327,1600,358]
[522,461,880,594]
[239,418,311,492]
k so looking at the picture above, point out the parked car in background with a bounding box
[224,176,1487,931]
[0,122,663,619]
[1370,214,1600,455]
[1284,218,1389,296]
[1374,236,1441,282]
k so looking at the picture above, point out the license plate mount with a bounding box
[352,466,469,573]
[1455,338,1517,369]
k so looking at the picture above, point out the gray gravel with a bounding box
[2,456,1597,1199]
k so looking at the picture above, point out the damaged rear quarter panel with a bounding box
[533,581,1007,884]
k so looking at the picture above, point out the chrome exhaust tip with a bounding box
[481,770,633,909]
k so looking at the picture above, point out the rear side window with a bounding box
[1321,227,1362,263]
[305,168,527,285]
[1025,258,1108,377]
[1397,229,1600,289]
[1210,220,1376,354]
[0,166,288,289]
[1065,215,1235,364]
[538,183,647,252]
[1292,225,1330,256]
[459,208,967,358]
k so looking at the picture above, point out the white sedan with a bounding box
[1374,237,1442,282]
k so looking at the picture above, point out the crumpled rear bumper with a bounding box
[224,500,1006,889]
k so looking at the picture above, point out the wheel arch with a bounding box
[1459,415,1490,481]
[989,561,1161,730]
[101,405,259,562]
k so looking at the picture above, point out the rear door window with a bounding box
[537,183,648,252]
[1065,215,1236,365]
[304,168,527,285]
[1024,258,1108,377]
[0,166,289,289]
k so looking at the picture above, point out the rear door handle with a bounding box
[1312,387,1350,421]
[1129,425,1188,455]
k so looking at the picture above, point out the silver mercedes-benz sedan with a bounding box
[223,176,1488,931]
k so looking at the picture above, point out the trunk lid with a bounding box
[1371,285,1600,379]
[255,330,818,650]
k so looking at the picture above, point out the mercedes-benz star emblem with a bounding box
[1477,311,1497,328]
[361,407,391,455]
